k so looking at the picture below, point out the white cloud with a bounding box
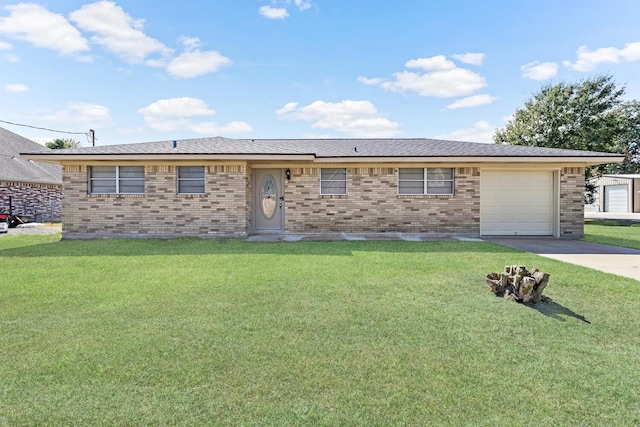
[139,97,216,118]
[361,54,486,98]
[5,83,28,92]
[138,97,251,135]
[381,69,485,98]
[70,1,172,64]
[276,102,299,115]
[452,52,486,66]
[436,121,496,144]
[43,102,112,126]
[563,42,640,71]
[167,50,232,78]
[276,99,401,137]
[357,76,385,86]
[294,0,312,11]
[179,36,201,50]
[1,3,230,77]
[259,1,311,18]
[521,61,558,80]
[164,35,232,79]
[406,55,456,71]
[259,6,289,19]
[446,94,496,109]
[0,3,89,56]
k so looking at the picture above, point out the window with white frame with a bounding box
[398,168,454,195]
[320,168,347,195]
[89,166,144,194]
[177,166,205,194]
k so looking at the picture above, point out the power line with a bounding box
[0,119,89,135]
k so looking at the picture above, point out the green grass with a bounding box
[583,219,640,249]
[1,234,639,426]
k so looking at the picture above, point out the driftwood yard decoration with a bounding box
[486,266,550,303]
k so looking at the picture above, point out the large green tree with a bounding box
[605,100,640,174]
[494,75,640,201]
[46,138,81,149]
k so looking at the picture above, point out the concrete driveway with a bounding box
[487,238,640,281]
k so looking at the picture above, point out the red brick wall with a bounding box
[0,181,62,222]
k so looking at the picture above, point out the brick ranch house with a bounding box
[1,127,62,222]
[23,137,622,239]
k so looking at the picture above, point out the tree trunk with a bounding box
[485,266,549,303]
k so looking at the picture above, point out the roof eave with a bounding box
[312,155,625,165]
[0,177,62,185]
[21,153,625,166]
[20,153,317,162]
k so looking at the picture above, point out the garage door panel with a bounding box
[604,185,628,213]
[480,171,554,236]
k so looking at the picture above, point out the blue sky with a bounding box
[1,0,640,146]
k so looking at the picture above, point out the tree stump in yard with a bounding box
[485,266,549,303]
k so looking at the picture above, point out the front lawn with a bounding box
[1,235,639,426]
[583,219,640,249]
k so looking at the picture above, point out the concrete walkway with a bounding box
[585,212,640,222]
[246,232,481,242]
[487,238,640,282]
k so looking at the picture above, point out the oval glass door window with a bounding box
[260,174,277,220]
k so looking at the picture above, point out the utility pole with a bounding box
[90,129,95,146]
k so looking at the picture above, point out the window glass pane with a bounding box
[427,168,453,180]
[90,166,116,193]
[119,166,144,178]
[119,180,144,194]
[178,166,205,179]
[321,181,346,194]
[90,166,116,179]
[179,181,205,194]
[399,181,425,194]
[427,181,454,195]
[399,168,424,180]
[91,181,116,193]
[178,166,205,193]
[321,168,346,181]
[321,168,346,194]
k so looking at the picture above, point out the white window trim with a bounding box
[398,168,455,196]
[320,168,348,195]
[177,166,206,194]
[89,166,145,195]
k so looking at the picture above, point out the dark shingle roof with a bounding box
[21,136,623,161]
[0,127,62,184]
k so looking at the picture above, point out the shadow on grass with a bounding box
[526,298,591,324]
[0,237,522,258]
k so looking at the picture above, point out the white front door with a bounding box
[253,169,284,232]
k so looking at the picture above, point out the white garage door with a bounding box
[604,184,628,213]
[480,171,554,236]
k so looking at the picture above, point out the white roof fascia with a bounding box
[22,153,624,166]
[21,154,317,163]
[311,156,625,165]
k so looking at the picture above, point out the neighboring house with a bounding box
[1,127,62,222]
[587,174,640,213]
[22,137,622,239]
